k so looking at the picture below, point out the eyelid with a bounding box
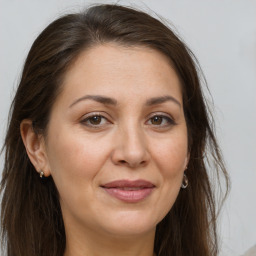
[146,112,177,126]
[80,112,112,128]
[81,111,113,119]
[147,112,175,121]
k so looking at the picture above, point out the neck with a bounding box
[64,225,156,256]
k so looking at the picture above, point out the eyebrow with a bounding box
[146,95,181,108]
[69,95,117,108]
[69,94,181,108]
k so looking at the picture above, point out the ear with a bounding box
[184,152,190,170]
[20,119,51,177]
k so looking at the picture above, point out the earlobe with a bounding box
[20,119,51,177]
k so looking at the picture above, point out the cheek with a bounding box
[152,133,188,177]
[46,129,109,190]
[151,134,187,217]
[152,131,187,195]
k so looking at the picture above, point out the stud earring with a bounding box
[181,174,188,189]
[39,171,44,178]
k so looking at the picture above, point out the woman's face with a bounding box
[43,44,189,238]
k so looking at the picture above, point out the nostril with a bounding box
[118,159,147,168]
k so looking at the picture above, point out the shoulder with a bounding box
[243,244,256,256]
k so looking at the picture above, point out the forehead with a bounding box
[58,44,182,106]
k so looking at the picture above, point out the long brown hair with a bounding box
[1,4,229,256]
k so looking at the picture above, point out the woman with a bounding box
[0,4,229,256]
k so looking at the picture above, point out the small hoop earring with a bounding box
[181,174,188,189]
[40,171,44,178]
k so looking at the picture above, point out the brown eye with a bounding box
[88,116,102,125]
[151,116,163,125]
[147,114,176,128]
[81,114,109,128]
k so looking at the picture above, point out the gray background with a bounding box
[0,0,255,255]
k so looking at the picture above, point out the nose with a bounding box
[111,125,150,168]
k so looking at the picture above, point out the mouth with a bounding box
[100,179,155,203]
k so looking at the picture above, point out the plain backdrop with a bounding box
[0,0,255,255]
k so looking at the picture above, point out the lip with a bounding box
[101,179,155,203]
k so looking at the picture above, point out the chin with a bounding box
[99,210,160,237]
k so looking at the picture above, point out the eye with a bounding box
[147,114,176,127]
[87,115,103,125]
[80,114,110,128]
[150,116,164,125]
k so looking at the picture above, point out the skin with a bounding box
[21,44,189,256]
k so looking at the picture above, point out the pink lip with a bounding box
[101,179,155,203]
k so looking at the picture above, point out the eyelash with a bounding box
[80,113,110,129]
[80,113,176,129]
[146,114,176,127]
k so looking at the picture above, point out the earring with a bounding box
[181,174,188,189]
[39,171,44,178]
